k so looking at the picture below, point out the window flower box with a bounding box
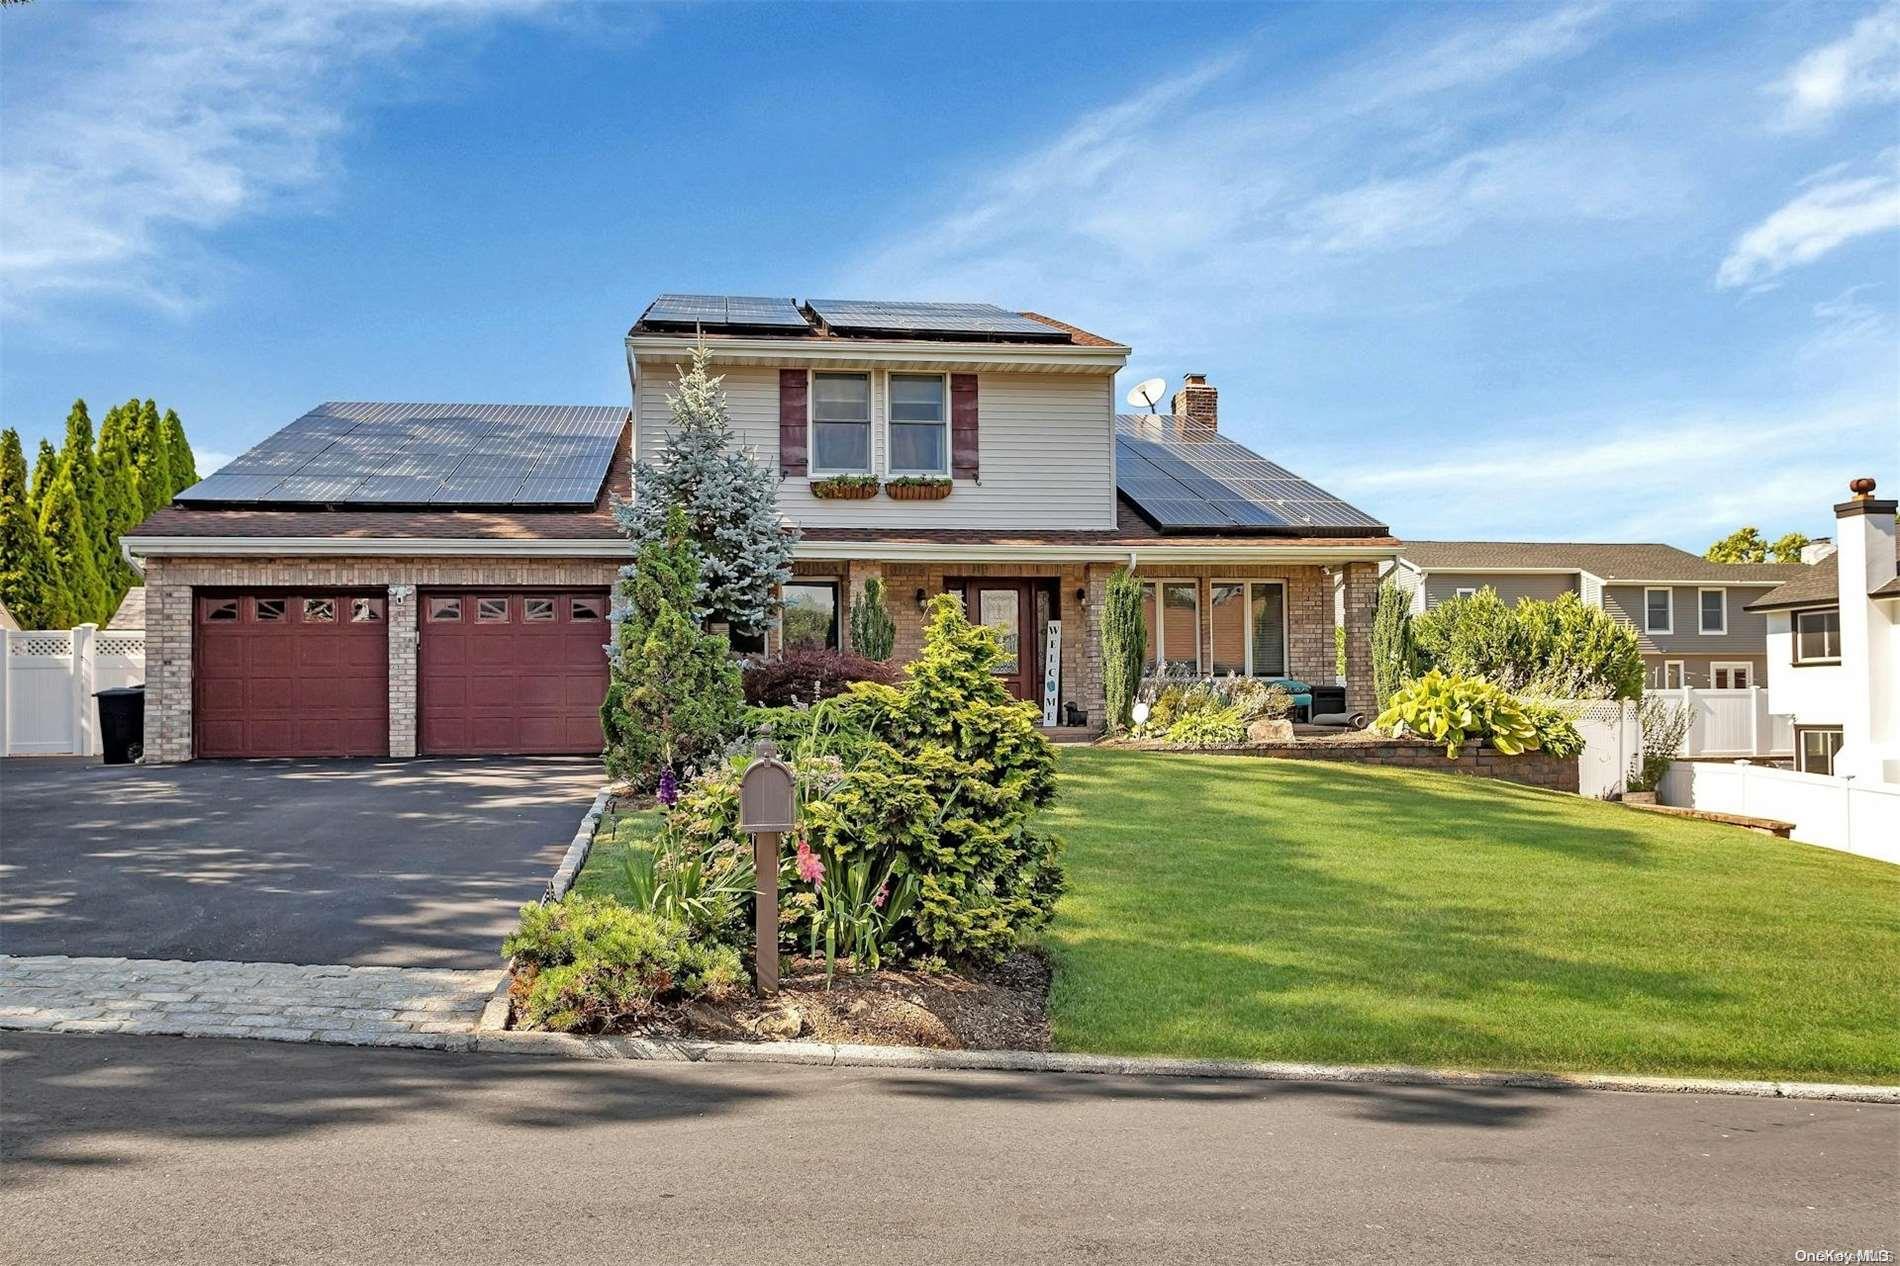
[886,476,953,501]
[811,475,880,500]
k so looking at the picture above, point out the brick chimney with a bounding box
[1171,373,1217,429]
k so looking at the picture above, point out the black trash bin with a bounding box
[94,685,146,765]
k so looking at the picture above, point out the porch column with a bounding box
[1341,561,1377,715]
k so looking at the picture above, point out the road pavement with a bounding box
[3,1032,1893,1264]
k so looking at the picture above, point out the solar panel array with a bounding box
[175,402,626,508]
[643,293,807,329]
[805,299,1066,340]
[1114,415,1387,534]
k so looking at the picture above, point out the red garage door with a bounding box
[419,590,610,756]
[194,591,390,758]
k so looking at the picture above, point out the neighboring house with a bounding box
[1747,479,1899,782]
[107,587,146,630]
[121,295,1396,762]
[1392,542,1809,690]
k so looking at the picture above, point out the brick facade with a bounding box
[140,555,621,763]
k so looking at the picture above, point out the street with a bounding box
[3,1032,1893,1265]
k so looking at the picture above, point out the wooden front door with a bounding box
[966,581,1036,701]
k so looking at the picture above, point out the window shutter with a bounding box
[950,373,979,480]
[778,370,808,477]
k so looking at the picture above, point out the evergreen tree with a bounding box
[28,438,58,517]
[38,462,106,625]
[1101,568,1146,731]
[95,417,143,577]
[163,409,197,492]
[600,505,744,790]
[59,400,110,567]
[0,429,74,628]
[131,399,170,515]
[617,345,796,636]
[848,575,896,661]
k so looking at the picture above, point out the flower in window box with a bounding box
[885,475,952,501]
[810,475,880,500]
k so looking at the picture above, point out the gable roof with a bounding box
[1399,540,1810,585]
[1748,540,1900,610]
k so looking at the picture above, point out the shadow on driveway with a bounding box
[0,756,601,967]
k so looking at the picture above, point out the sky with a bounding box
[2,0,1895,550]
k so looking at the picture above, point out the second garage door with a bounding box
[419,590,611,756]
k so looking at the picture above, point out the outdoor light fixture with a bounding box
[915,587,928,611]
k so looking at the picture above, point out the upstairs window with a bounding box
[1643,587,1673,635]
[1699,588,1727,635]
[888,374,948,475]
[1794,608,1841,664]
[811,373,871,474]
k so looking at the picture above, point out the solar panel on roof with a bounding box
[1113,416,1386,535]
[174,402,625,509]
[804,299,1067,340]
[643,293,806,329]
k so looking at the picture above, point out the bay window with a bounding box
[811,373,871,473]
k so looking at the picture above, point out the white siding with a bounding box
[1764,609,1847,728]
[635,358,1117,530]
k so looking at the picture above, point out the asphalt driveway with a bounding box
[0,757,602,968]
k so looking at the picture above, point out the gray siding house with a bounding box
[1393,541,1810,690]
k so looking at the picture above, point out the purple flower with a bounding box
[657,768,679,808]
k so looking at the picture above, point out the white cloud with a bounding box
[1716,151,1900,288]
[1803,283,1897,356]
[0,0,551,319]
[195,451,234,476]
[1333,392,1897,542]
[1773,0,1900,130]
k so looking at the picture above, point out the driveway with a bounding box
[0,757,601,968]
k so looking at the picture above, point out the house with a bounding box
[1746,478,1899,781]
[121,295,1397,761]
[1392,542,1809,690]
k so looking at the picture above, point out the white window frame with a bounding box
[1660,659,1685,689]
[808,370,874,476]
[1710,660,1752,690]
[1144,579,1203,675]
[1697,587,1728,635]
[1796,726,1844,776]
[1643,587,1674,635]
[1793,607,1842,665]
[884,371,950,477]
[1454,586,1477,600]
[1209,579,1290,678]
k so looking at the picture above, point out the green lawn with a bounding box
[1044,747,1900,1082]
[572,805,664,904]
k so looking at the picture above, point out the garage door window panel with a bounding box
[302,598,335,623]
[254,598,286,622]
[524,597,556,622]
[428,597,463,623]
[571,596,605,620]
[201,597,238,623]
[351,597,385,623]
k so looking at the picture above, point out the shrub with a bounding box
[601,506,745,789]
[1627,696,1693,792]
[1371,576,1417,712]
[503,895,744,1032]
[1375,670,1547,759]
[1134,671,1286,738]
[1101,568,1146,731]
[742,649,896,707]
[848,576,896,661]
[1519,698,1586,758]
[1164,705,1246,747]
[1412,588,1642,701]
[1334,624,1346,679]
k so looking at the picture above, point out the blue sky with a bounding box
[2,0,1895,549]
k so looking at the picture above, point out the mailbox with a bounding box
[739,740,797,833]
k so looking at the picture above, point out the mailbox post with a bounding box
[738,739,796,995]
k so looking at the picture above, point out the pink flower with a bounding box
[794,840,824,885]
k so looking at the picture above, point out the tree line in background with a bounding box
[1703,525,1812,564]
[0,399,198,629]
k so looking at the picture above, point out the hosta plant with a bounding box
[1375,670,1546,759]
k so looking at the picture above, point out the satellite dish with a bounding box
[1126,377,1167,413]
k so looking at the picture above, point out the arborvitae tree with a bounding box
[0,429,75,628]
[617,344,796,637]
[95,418,143,587]
[163,409,197,492]
[1370,577,1417,713]
[38,462,107,625]
[1101,568,1147,731]
[600,505,744,790]
[848,575,896,661]
[131,399,170,515]
[59,400,110,564]
[28,437,58,517]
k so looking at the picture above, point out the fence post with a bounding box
[1747,685,1762,756]
[72,623,97,757]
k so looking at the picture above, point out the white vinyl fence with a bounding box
[1649,686,1791,758]
[1661,760,1900,865]
[0,625,146,757]
[1570,700,1641,800]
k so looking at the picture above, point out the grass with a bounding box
[572,805,664,904]
[1043,747,1900,1082]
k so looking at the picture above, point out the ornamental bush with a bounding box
[1412,589,1642,701]
[1101,568,1146,731]
[502,895,744,1033]
[1374,670,1574,759]
[847,576,896,661]
[742,648,896,707]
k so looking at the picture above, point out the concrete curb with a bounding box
[467,1028,1900,1104]
[545,785,613,902]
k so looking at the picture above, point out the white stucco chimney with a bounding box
[1833,477,1898,783]
[1800,537,1836,564]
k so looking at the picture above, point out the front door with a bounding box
[968,582,1035,701]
